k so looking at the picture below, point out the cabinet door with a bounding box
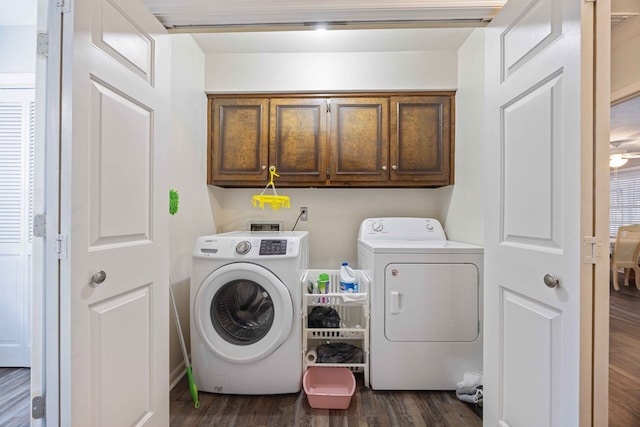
[209,98,269,183]
[329,97,389,183]
[270,98,327,183]
[390,96,452,185]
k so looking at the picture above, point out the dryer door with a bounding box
[194,262,294,363]
[385,263,479,342]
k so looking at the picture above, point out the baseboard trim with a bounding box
[170,358,187,390]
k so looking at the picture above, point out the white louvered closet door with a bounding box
[0,88,35,367]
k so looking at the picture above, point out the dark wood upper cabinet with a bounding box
[208,98,268,184]
[390,96,452,186]
[329,97,389,183]
[269,98,327,183]
[208,92,454,188]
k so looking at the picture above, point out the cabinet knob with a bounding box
[392,165,397,170]
[382,165,387,171]
[261,165,267,170]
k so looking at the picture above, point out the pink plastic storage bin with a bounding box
[303,367,356,409]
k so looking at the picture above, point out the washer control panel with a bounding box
[195,231,307,259]
[259,239,288,255]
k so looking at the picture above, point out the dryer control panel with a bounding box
[358,218,446,242]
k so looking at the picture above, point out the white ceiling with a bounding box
[611,95,640,155]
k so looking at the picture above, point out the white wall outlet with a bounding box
[300,207,308,221]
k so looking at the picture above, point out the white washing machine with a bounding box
[357,218,483,390]
[191,231,308,394]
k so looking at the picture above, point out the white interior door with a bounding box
[0,87,34,368]
[59,0,170,425]
[484,0,595,425]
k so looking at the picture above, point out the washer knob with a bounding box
[426,223,434,231]
[372,222,383,232]
[236,241,251,255]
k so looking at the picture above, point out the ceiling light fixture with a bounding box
[610,154,629,168]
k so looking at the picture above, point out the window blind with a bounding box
[610,168,640,236]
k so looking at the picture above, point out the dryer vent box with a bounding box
[247,221,283,231]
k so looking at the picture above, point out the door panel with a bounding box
[501,290,561,427]
[502,73,563,249]
[485,0,590,425]
[89,80,151,245]
[61,0,169,425]
[501,0,562,79]
[90,286,152,427]
[92,0,154,82]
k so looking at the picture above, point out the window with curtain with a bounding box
[610,167,640,236]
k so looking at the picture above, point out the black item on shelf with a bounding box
[308,306,341,328]
[316,343,363,364]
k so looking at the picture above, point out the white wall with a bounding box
[205,51,458,92]
[0,26,36,74]
[211,187,448,268]
[168,35,216,383]
[442,28,485,245]
[611,10,640,100]
[203,44,484,268]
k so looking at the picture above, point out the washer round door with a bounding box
[194,262,294,364]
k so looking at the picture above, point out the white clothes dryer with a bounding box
[191,231,308,394]
[357,218,483,390]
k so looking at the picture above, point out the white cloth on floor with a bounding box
[456,371,482,389]
[455,371,483,405]
[456,387,483,404]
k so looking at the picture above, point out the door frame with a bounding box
[591,0,612,425]
[39,0,63,424]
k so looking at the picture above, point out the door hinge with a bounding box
[34,214,46,237]
[56,0,70,13]
[327,103,331,113]
[37,33,49,56]
[32,395,46,419]
[56,234,68,260]
[583,236,603,264]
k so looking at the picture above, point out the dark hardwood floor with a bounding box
[0,367,30,427]
[4,284,639,426]
[170,374,482,427]
[609,281,640,427]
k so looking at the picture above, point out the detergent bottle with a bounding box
[339,262,358,293]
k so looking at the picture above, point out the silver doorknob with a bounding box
[543,274,559,288]
[92,270,107,285]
